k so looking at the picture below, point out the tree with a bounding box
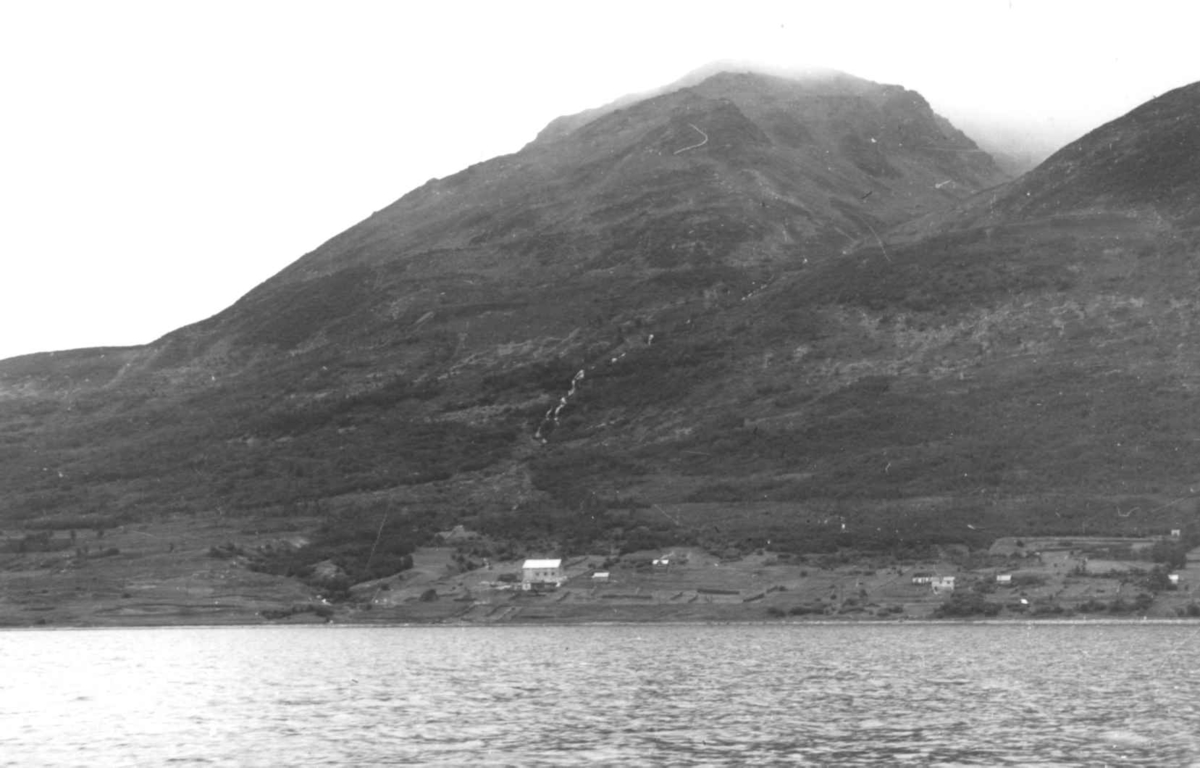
[1143,565,1175,593]
[1150,540,1188,571]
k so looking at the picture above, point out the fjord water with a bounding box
[3,624,1199,766]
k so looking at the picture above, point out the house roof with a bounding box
[440,524,478,540]
[522,559,562,569]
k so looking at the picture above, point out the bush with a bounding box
[934,591,1002,618]
[1141,566,1176,593]
[788,603,824,616]
[1031,602,1065,616]
[249,510,421,587]
[208,542,244,559]
[260,603,334,621]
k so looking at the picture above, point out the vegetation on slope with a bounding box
[3,73,1200,603]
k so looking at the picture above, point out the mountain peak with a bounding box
[667,60,863,90]
[535,63,898,146]
[288,66,1006,293]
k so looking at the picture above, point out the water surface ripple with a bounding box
[3,623,1199,766]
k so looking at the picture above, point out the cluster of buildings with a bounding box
[911,572,957,594]
[516,553,675,590]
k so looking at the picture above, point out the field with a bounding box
[7,510,1195,627]
[0,515,320,626]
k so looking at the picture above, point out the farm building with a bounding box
[931,576,956,595]
[522,559,563,590]
[911,572,934,585]
[996,574,1012,585]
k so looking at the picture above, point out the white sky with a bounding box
[1,0,1196,361]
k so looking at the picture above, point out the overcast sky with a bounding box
[2,0,1197,362]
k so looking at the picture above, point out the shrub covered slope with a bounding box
[3,73,1200,594]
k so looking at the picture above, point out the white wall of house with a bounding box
[522,559,563,588]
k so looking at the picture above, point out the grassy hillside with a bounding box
[2,74,1199,618]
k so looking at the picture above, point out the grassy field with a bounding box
[8,516,1196,627]
[0,515,320,626]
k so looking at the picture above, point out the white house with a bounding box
[522,559,563,590]
[911,572,934,585]
[931,576,956,595]
[996,573,1012,585]
[591,571,610,583]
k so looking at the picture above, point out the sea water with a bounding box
[3,623,1199,766]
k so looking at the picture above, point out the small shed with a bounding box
[591,571,610,583]
[1169,573,1181,586]
[522,559,563,590]
[1171,529,1182,539]
[996,573,1012,585]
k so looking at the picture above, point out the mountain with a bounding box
[7,70,1200,622]
[206,68,1004,361]
[0,68,1006,527]
[1000,82,1200,224]
[774,79,1200,538]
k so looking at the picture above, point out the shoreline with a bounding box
[7,538,1198,630]
[6,615,1200,631]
